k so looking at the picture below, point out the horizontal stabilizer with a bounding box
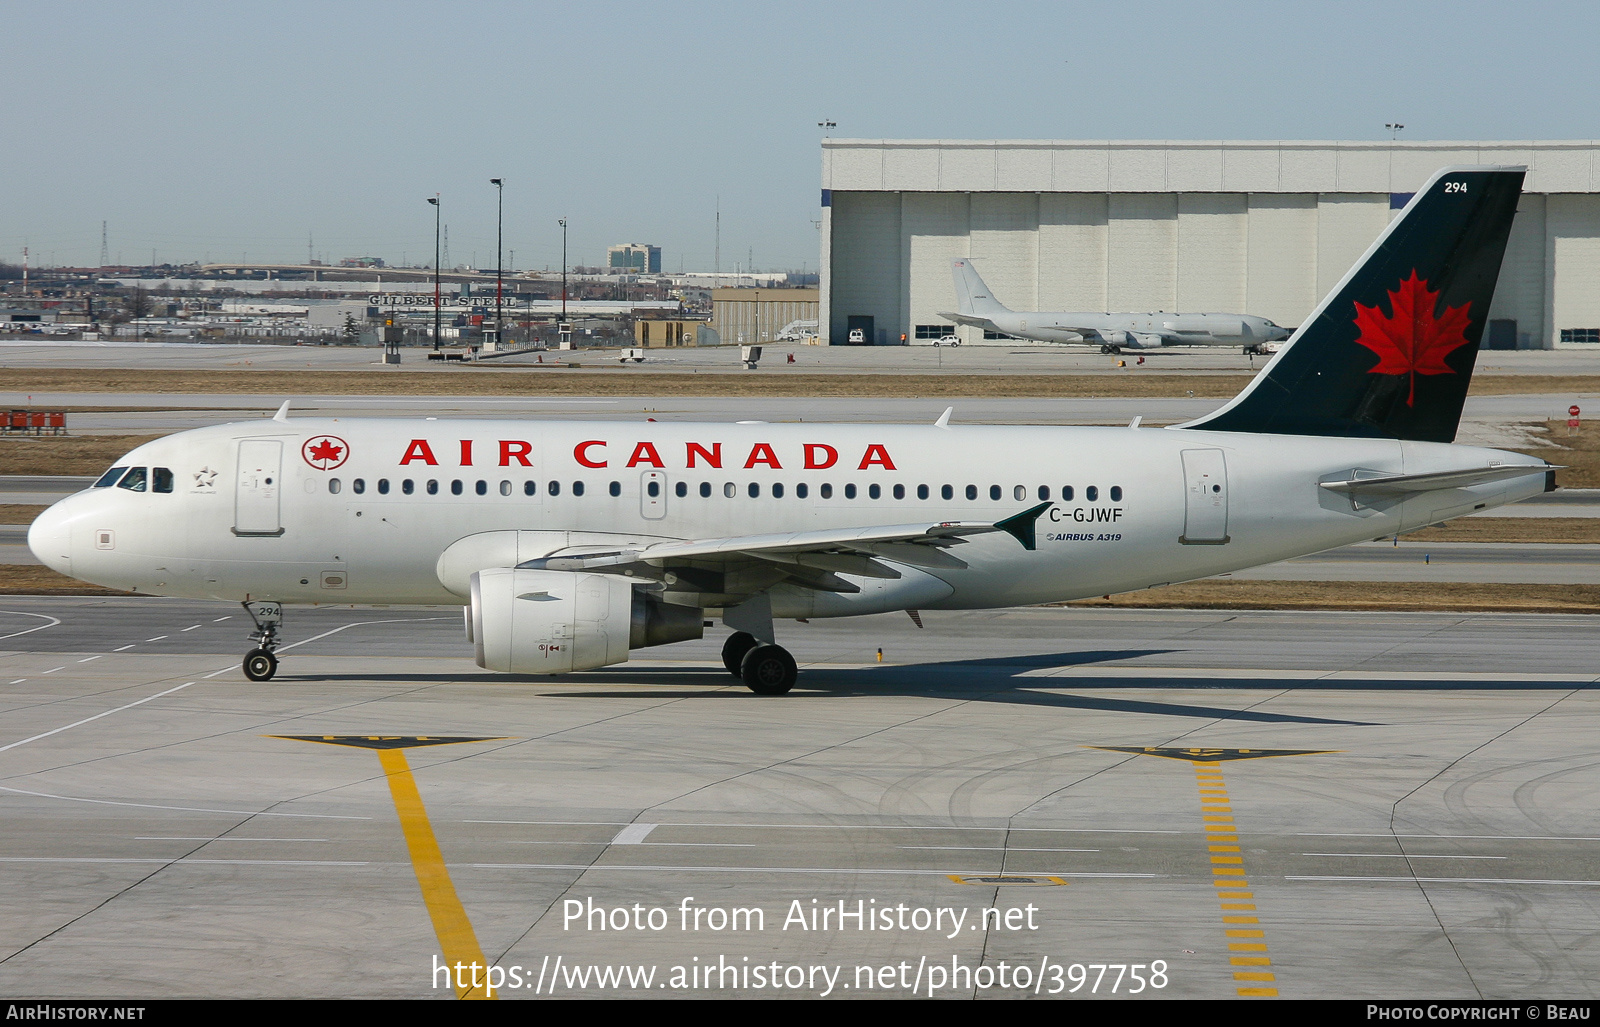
[936,310,994,330]
[1319,464,1550,496]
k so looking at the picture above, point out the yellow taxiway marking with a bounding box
[377,746,494,1000]
[1094,746,1334,998]
[273,734,504,1000]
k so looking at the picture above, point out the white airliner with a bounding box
[940,259,1293,353]
[30,167,1550,694]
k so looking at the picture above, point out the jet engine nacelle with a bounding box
[469,568,702,674]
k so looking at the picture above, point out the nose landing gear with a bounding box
[242,600,283,681]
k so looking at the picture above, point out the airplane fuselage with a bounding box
[954,310,1290,348]
[31,417,1545,612]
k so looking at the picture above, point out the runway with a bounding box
[0,598,1595,999]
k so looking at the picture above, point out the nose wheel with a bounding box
[242,600,283,681]
[243,648,278,681]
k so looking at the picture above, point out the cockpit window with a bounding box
[116,467,148,492]
[152,467,174,493]
[94,466,129,488]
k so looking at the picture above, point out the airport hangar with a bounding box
[819,139,1600,349]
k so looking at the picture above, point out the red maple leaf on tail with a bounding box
[1353,270,1473,407]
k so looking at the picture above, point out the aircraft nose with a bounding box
[27,506,71,576]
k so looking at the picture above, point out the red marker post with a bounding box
[1569,404,1581,436]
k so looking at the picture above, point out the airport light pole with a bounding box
[491,178,503,347]
[559,218,568,329]
[427,195,441,350]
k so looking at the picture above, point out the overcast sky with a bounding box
[6,0,1595,272]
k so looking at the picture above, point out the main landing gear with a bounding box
[721,631,798,695]
[242,600,283,681]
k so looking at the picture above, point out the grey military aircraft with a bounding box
[940,259,1293,354]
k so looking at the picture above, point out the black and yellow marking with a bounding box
[269,734,506,750]
[1091,746,1336,763]
[275,734,508,999]
[947,874,1068,886]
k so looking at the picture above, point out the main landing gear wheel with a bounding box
[741,644,797,695]
[722,631,759,676]
[243,648,278,681]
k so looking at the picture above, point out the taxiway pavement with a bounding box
[0,599,1594,999]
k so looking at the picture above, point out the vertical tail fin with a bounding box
[1182,166,1525,443]
[951,259,1011,317]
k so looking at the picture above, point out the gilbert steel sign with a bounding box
[369,294,478,306]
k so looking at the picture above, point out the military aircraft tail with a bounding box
[1181,166,1525,443]
[951,259,1011,317]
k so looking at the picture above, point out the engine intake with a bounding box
[469,568,701,674]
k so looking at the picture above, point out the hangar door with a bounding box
[234,439,285,537]
[1180,449,1229,545]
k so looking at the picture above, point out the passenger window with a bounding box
[868,484,880,499]
[524,480,536,496]
[548,481,561,496]
[965,485,977,500]
[572,481,585,496]
[1039,485,1050,501]
[402,479,415,495]
[1110,485,1123,501]
[748,482,760,498]
[450,480,463,496]
[377,479,390,495]
[699,482,711,498]
[427,480,439,495]
[917,484,928,500]
[499,480,512,496]
[117,467,148,492]
[723,482,735,498]
[609,481,621,497]
[821,483,833,499]
[942,484,953,500]
[352,478,365,495]
[1013,485,1024,501]
[152,467,174,493]
[1062,485,1074,501]
[328,478,342,494]
[773,483,784,499]
[648,481,660,497]
[796,483,808,499]
[989,485,1001,501]
[475,480,487,496]
[675,481,687,498]
[844,484,857,499]
[94,466,129,488]
[1087,486,1099,501]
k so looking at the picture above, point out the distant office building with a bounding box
[608,243,661,273]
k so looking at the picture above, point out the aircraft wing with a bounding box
[521,505,1052,594]
[1319,464,1550,496]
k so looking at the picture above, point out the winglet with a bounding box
[994,501,1052,552]
[935,406,953,428]
[273,400,291,422]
